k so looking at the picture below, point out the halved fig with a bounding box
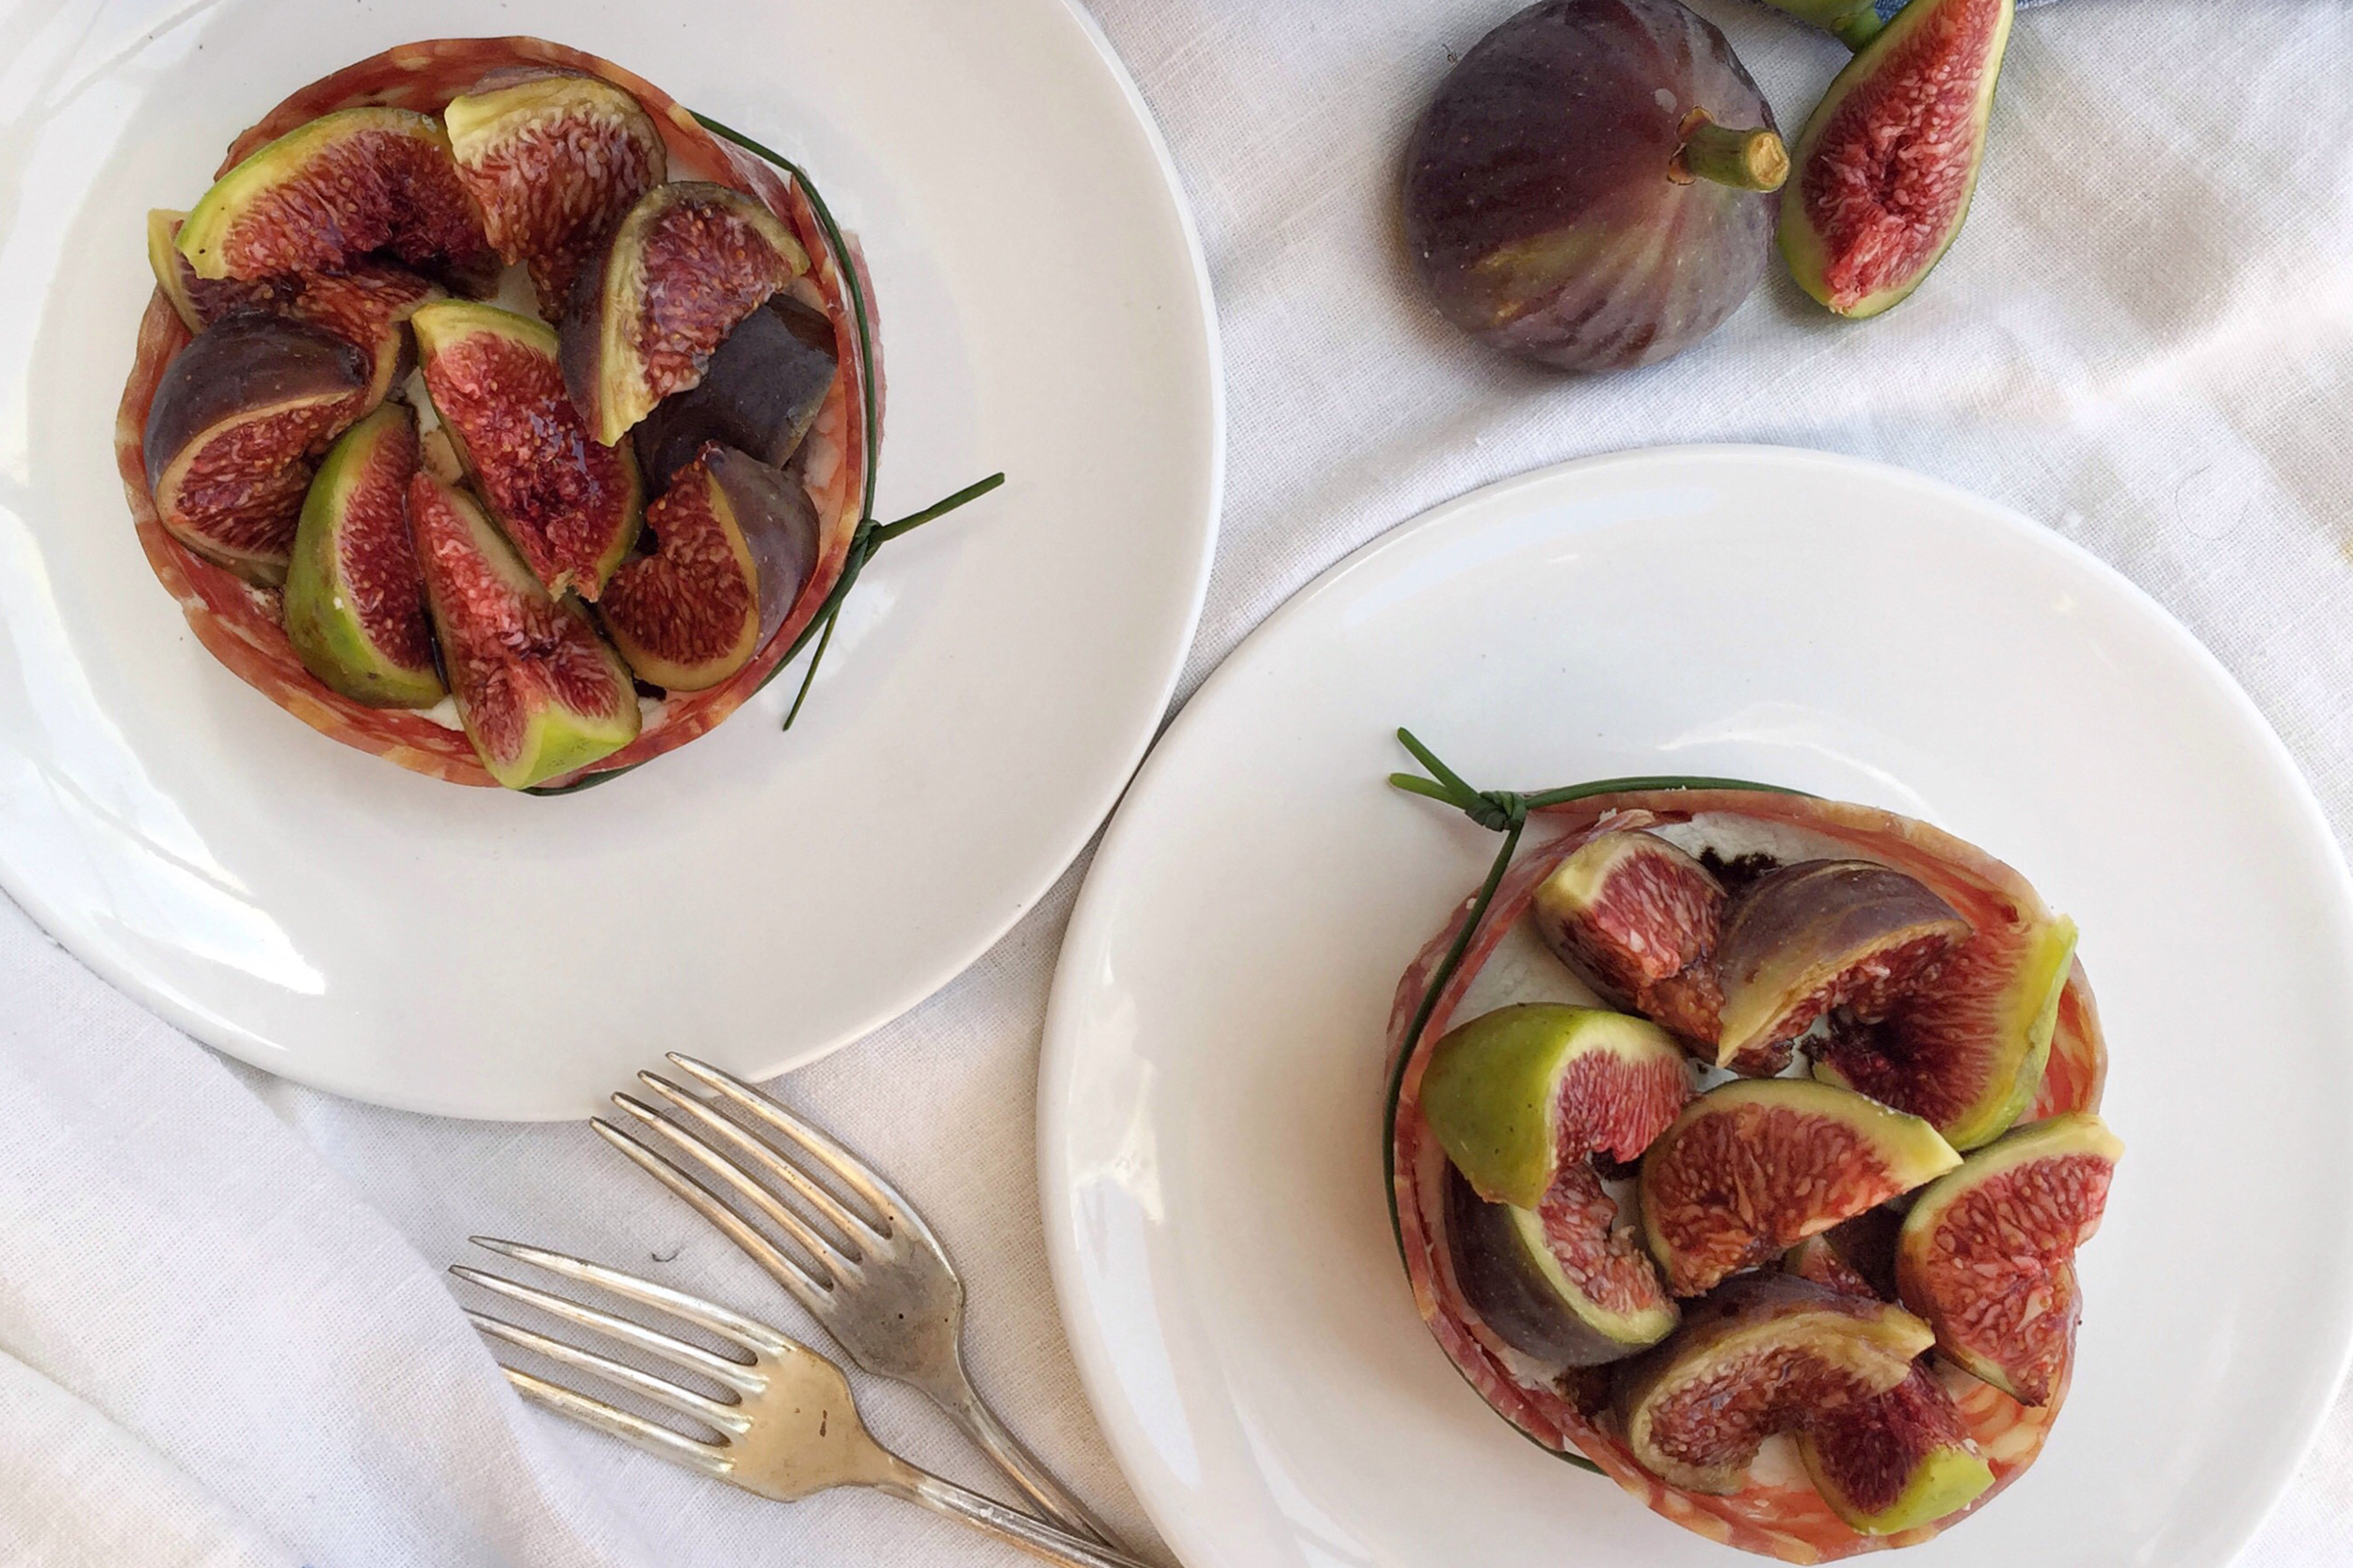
[1530,829,1726,1049]
[1897,1112,2121,1405]
[1640,1078,1959,1296]
[444,70,667,314]
[410,472,640,789]
[1779,0,2014,316]
[1613,1273,1931,1494]
[177,106,493,282]
[600,444,818,692]
[631,293,840,488]
[283,403,441,708]
[1715,859,1971,1075]
[1419,1003,1690,1210]
[412,300,643,600]
[143,314,368,582]
[1446,1162,1676,1366]
[562,181,810,446]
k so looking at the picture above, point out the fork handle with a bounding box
[881,1466,1156,1568]
[931,1368,1126,1547]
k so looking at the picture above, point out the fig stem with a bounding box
[1671,113,1788,193]
[1756,0,1885,49]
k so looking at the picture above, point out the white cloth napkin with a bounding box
[6,1,2352,1564]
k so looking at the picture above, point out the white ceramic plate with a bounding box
[0,0,1219,1117]
[1040,447,2353,1568]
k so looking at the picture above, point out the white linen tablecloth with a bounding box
[5,0,2351,1563]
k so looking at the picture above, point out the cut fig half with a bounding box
[143,314,369,582]
[178,106,493,282]
[1779,0,2014,316]
[562,181,811,446]
[444,70,667,314]
[1445,1161,1676,1367]
[1897,1112,2121,1405]
[410,472,641,790]
[1613,1273,1931,1494]
[600,444,818,692]
[1530,829,1726,1050]
[1418,1002,1690,1210]
[283,403,442,708]
[1640,1078,1960,1296]
[632,293,840,488]
[412,300,643,600]
[1715,859,1971,1076]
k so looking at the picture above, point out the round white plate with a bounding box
[0,0,1218,1117]
[1040,447,2353,1568]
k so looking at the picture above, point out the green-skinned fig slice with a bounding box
[1640,1078,1959,1296]
[413,300,643,600]
[143,314,369,582]
[1779,0,2014,317]
[1715,859,1971,1076]
[1897,1112,2121,1405]
[600,444,818,692]
[562,181,810,446]
[1419,1003,1690,1210]
[283,403,442,708]
[1530,830,1727,1051]
[445,70,667,314]
[1389,787,2105,1560]
[632,293,840,488]
[1445,1161,1677,1367]
[1613,1273,1932,1494]
[178,106,493,282]
[410,472,640,789]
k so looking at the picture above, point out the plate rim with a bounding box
[0,0,1225,1121]
[1036,440,2353,1568]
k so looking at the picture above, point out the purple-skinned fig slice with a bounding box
[413,299,643,600]
[561,181,810,446]
[410,472,640,790]
[1640,1078,1959,1296]
[1446,1161,1676,1367]
[631,294,840,488]
[1531,829,1726,1050]
[1897,1112,2121,1405]
[1779,0,2014,316]
[143,314,369,582]
[600,444,817,692]
[177,106,493,282]
[1612,1272,1931,1494]
[1714,859,1971,1075]
[283,403,442,708]
[444,70,667,315]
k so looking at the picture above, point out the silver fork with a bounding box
[589,1052,1119,1546]
[451,1240,1150,1568]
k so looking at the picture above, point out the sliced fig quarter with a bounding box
[631,293,840,488]
[283,403,442,709]
[562,181,811,446]
[413,300,644,600]
[1639,1078,1960,1297]
[410,472,641,790]
[1531,829,1726,1048]
[1714,858,1971,1075]
[600,444,817,692]
[143,314,369,583]
[1779,0,2014,316]
[1897,1112,2121,1405]
[1418,1003,1691,1210]
[444,70,668,315]
[1445,1161,1676,1367]
[178,106,493,282]
[1612,1272,1931,1494]
[147,208,290,332]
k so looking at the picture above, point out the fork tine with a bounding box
[664,1054,903,1223]
[587,1120,837,1311]
[450,1264,765,1396]
[634,1072,880,1245]
[498,1362,732,1477]
[610,1094,865,1280]
[466,1308,752,1434]
[468,1236,793,1356]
